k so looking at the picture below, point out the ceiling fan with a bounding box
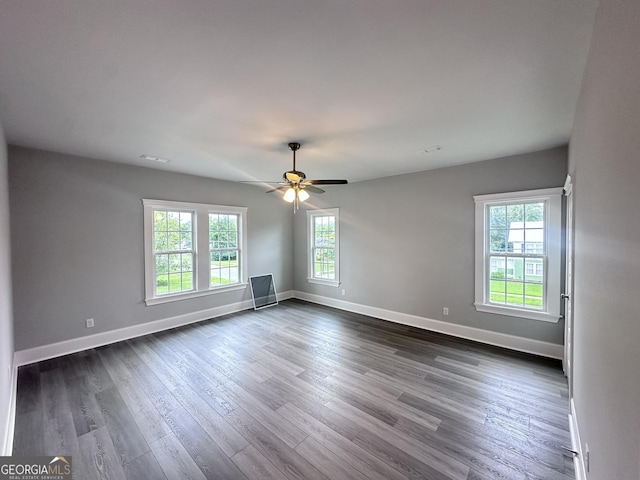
[248,142,348,210]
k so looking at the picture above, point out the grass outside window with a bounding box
[490,280,543,308]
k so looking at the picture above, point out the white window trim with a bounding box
[307,208,340,287]
[143,199,248,306]
[473,188,563,323]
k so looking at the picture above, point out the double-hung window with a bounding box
[143,200,247,305]
[151,208,195,296]
[474,188,562,322]
[209,213,241,287]
[307,208,340,287]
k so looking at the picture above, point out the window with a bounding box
[152,209,194,296]
[209,213,240,287]
[474,188,562,322]
[143,200,247,305]
[307,208,340,287]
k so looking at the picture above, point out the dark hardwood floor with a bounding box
[13,299,575,480]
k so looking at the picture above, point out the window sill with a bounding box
[474,303,561,323]
[307,278,340,288]
[145,283,248,306]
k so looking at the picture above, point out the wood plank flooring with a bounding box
[13,299,575,480]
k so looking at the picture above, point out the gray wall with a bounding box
[293,147,567,344]
[9,146,293,351]
[568,0,640,478]
[0,123,15,453]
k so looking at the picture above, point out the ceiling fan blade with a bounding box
[302,185,325,194]
[266,186,289,193]
[307,179,348,185]
[238,180,283,184]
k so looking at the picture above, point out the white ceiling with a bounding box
[0,0,597,183]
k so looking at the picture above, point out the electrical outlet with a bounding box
[443,307,449,316]
[342,289,346,296]
[86,318,95,328]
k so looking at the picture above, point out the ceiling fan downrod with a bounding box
[288,142,300,172]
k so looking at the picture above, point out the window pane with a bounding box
[489,256,506,280]
[314,216,335,248]
[182,272,193,290]
[228,231,238,248]
[506,281,524,306]
[507,204,524,224]
[154,232,167,252]
[510,257,524,281]
[181,253,192,272]
[524,229,544,253]
[180,212,192,232]
[180,231,192,250]
[489,205,506,228]
[154,211,167,232]
[315,248,335,279]
[169,254,181,273]
[490,279,506,304]
[507,228,523,253]
[167,213,181,249]
[155,209,192,253]
[525,202,544,223]
[220,267,230,284]
[167,231,181,251]
[525,259,543,281]
[211,267,222,285]
[229,266,239,284]
[168,273,182,292]
[489,229,507,253]
[156,274,169,295]
[155,254,168,274]
[525,283,543,308]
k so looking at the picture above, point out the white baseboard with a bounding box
[569,398,587,480]
[293,291,564,359]
[2,361,17,456]
[14,290,294,367]
[14,289,559,367]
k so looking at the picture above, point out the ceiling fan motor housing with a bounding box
[284,170,306,182]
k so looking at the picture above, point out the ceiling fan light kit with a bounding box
[297,188,310,202]
[283,187,297,202]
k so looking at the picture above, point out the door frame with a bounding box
[563,174,574,399]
